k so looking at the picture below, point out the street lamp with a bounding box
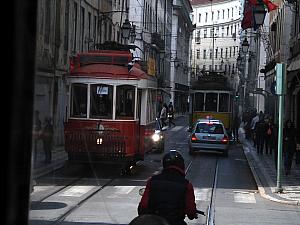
[242,38,249,53]
[121,19,132,39]
[253,3,267,27]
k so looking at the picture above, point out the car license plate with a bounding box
[203,136,216,140]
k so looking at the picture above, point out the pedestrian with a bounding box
[129,214,170,225]
[32,110,42,162]
[168,102,175,127]
[264,116,276,155]
[250,111,259,146]
[283,119,296,175]
[41,116,54,164]
[254,114,266,154]
[233,115,240,142]
[138,150,198,225]
[160,103,168,127]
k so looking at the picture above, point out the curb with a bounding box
[241,142,300,206]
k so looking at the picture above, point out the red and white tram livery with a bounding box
[64,47,164,172]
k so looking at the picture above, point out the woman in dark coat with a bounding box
[283,120,297,175]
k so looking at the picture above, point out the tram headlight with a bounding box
[152,133,160,142]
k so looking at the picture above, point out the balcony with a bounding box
[151,33,165,50]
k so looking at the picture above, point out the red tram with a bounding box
[64,44,164,173]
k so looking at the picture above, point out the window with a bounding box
[45,0,51,45]
[71,83,87,118]
[203,49,207,59]
[80,6,85,51]
[73,2,78,52]
[64,0,69,51]
[211,11,214,21]
[205,93,218,111]
[199,13,201,22]
[196,49,200,59]
[205,12,208,22]
[223,9,225,19]
[90,84,113,119]
[196,123,224,134]
[204,28,207,38]
[116,85,135,119]
[194,93,204,111]
[219,93,229,112]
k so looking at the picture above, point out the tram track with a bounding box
[206,157,219,225]
[52,177,117,225]
[30,176,84,208]
[185,156,219,225]
[30,162,133,225]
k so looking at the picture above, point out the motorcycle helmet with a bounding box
[162,150,185,170]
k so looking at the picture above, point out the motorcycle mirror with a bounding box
[139,188,145,196]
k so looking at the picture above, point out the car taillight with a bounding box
[221,135,229,144]
[191,134,197,141]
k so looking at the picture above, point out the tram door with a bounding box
[136,89,142,153]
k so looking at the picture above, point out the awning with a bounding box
[287,55,300,72]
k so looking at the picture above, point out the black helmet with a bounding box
[162,150,185,170]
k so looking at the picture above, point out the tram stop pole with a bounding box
[275,63,286,193]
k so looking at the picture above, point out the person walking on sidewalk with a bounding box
[265,116,276,155]
[33,110,42,162]
[168,102,175,127]
[250,112,259,146]
[254,115,266,154]
[283,119,297,175]
[233,115,240,142]
[41,116,54,164]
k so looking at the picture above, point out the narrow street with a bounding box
[29,116,300,225]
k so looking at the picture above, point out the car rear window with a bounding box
[195,123,224,134]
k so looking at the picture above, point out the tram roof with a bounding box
[68,63,153,81]
[190,84,232,91]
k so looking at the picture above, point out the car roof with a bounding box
[196,118,223,124]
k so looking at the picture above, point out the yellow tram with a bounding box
[189,71,234,131]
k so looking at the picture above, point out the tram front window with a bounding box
[219,93,229,112]
[116,85,135,119]
[205,93,218,111]
[194,93,204,111]
[90,84,113,119]
[71,84,87,118]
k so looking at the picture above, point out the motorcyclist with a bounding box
[137,150,198,225]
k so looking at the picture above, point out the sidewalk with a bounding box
[32,145,67,179]
[241,138,300,205]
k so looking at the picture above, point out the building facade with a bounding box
[190,0,241,88]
